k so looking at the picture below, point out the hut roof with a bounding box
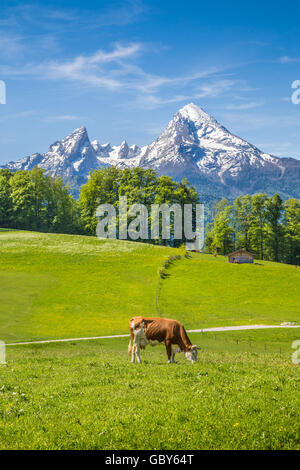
[227,249,255,257]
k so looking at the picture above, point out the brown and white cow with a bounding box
[128,316,199,364]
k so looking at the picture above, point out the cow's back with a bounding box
[130,316,185,345]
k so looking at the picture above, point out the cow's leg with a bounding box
[171,351,176,363]
[166,341,172,364]
[135,344,142,364]
[131,344,136,363]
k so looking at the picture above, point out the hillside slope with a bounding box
[0,229,299,342]
[0,229,175,342]
[160,252,300,328]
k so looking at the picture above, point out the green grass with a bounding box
[0,229,299,450]
[161,252,300,329]
[0,230,299,343]
[1,330,299,450]
[0,230,175,342]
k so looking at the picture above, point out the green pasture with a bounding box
[0,229,299,343]
[1,330,299,450]
[0,229,299,450]
[0,229,174,342]
[160,252,299,329]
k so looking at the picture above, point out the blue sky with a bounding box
[0,0,300,164]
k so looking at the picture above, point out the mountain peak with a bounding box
[63,126,88,141]
[177,102,214,123]
[2,104,299,200]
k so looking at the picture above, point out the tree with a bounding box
[49,177,83,234]
[233,195,253,251]
[0,169,13,227]
[206,204,234,255]
[79,167,199,246]
[206,192,299,265]
[0,168,81,234]
[79,167,122,235]
[250,194,268,259]
[265,194,284,262]
[10,170,36,229]
[284,199,300,265]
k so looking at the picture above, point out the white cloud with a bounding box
[195,79,239,98]
[0,37,265,113]
[0,110,38,123]
[226,101,264,110]
[41,43,143,89]
[41,115,83,122]
[0,42,222,98]
[0,34,24,58]
[0,1,148,30]
[278,56,300,64]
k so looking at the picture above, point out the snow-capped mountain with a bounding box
[139,103,300,198]
[2,103,300,199]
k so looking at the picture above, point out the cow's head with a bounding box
[185,345,199,363]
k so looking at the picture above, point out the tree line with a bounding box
[0,167,299,264]
[205,194,300,265]
[79,166,199,246]
[0,167,199,246]
[0,168,83,234]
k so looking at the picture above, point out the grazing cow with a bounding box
[128,316,199,364]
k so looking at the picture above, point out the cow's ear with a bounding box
[192,345,200,350]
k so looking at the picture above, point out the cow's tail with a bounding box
[128,337,133,355]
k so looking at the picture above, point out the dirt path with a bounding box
[6,324,300,347]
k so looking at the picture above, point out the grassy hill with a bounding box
[160,252,300,329]
[0,229,299,342]
[0,229,175,342]
[0,229,299,450]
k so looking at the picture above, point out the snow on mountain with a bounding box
[140,103,299,197]
[1,103,300,199]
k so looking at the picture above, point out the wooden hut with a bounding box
[227,249,255,264]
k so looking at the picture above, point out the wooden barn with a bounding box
[227,249,255,264]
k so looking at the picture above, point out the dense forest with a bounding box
[0,168,83,234]
[0,166,198,245]
[0,167,299,265]
[205,194,300,265]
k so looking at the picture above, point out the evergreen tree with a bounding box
[250,194,268,259]
[283,199,300,265]
[206,204,234,255]
[0,169,13,227]
[233,195,253,251]
[265,194,284,262]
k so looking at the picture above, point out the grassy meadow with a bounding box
[161,252,300,329]
[0,229,299,343]
[0,229,175,342]
[0,229,299,450]
[1,331,299,450]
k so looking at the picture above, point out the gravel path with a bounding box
[6,324,300,347]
